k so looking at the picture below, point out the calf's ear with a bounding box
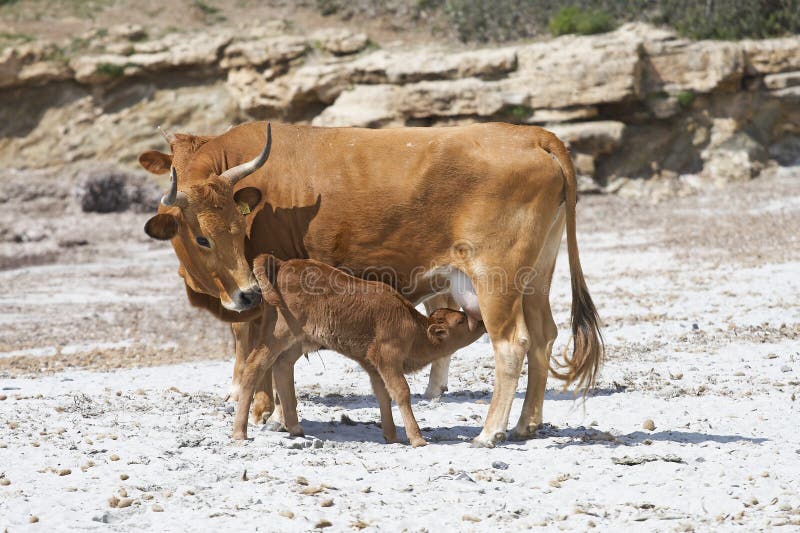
[427,324,450,344]
[144,213,178,240]
[234,187,262,212]
[139,151,172,174]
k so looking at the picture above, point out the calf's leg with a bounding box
[360,363,398,443]
[374,350,426,447]
[271,347,304,437]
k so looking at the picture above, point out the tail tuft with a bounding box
[541,131,604,395]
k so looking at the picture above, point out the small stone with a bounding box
[463,515,481,522]
[0,394,6,400]
[119,489,128,498]
[241,470,248,481]
[491,461,509,470]
[475,399,488,405]
[296,476,309,486]
[152,504,164,512]
[780,365,791,373]
[108,496,120,508]
[315,519,332,528]
[142,493,154,500]
[109,454,120,462]
[320,498,334,507]
[279,510,294,519]
[117,498,133,508]
[642,419,656,431]
[0,478,10,486]
[120,474,129,481]
[58,469,71,476]
[29,516,39,523]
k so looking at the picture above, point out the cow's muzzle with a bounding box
[231,287,262,312]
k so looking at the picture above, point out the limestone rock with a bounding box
[548,121,626,157]
[503,30,642,109]
[349,47,517,84]
[221,36,307,69]
[312,85,399,127]
[311,29,368,56]
[0,43,72,89]
[644,40,744,93]
[743,38,800,75]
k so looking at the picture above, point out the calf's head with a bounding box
[427,308,485,350]
[142,123,272,312]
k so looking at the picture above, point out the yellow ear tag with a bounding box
[237,201,251,215]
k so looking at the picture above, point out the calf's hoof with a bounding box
[232,429,248,441]
[251,408,274,425]
[423,384,447,400]
[383,434,399,444]
[471,430,506,448]
[287,425,305,438]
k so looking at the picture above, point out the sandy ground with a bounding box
[1,167,799,531]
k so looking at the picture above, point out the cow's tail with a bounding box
[541,132,604,394]
[252,254,283,307]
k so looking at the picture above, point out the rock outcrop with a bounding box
[1,22,798,197]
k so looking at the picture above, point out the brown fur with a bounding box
[141,121,604,446]
[232,254,486,446]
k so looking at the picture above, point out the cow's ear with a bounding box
[139,151,172,175]
[426,324,449,344]
[144,213,178,240]
[234,187,262,212]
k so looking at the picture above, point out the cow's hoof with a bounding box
[410,437,428,448]
[232,429,248,441]
[509,425,539,441]
[265,420,287,432]
[383,434,399,444]
[471,431,506,448]
[287,425,305,438]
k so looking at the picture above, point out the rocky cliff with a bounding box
[1,22,798,197]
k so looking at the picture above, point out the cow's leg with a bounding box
[271,347,304,437]
[360,362,398,444]
[510,294,557,440]
[264,373,286,432]
[511,207,564,441]
[423,293,459,399]
[472,292,529,448]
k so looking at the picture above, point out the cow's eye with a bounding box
[196,236,211,248]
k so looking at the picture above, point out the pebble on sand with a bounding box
[152,504,164,512]
[58,469,71,476]
[279,510,295,519]
[643,419,656,431]
[109,454,120,462]
[315,519,332,528]
[0,394,7,401]
[29,516,39,523]
[120,474,129,480]
[320,498,334,507]
[0,477,10,486]
[117,498,133,508]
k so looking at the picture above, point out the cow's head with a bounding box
[142,123,271,313]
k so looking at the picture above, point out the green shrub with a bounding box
[95,63,125,78]
[657,0,800,39]
[549,6,615,36]
[676,89,695,108]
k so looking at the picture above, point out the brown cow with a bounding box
[239,254,486,445]
[141,121,603,447]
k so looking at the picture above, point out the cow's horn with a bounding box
[161,167,179,206]
[158,125,175,145]
[220,122,272,185]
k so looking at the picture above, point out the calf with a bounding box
[232,254,485,446]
